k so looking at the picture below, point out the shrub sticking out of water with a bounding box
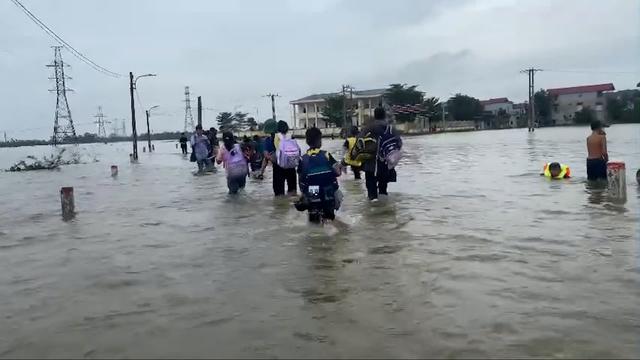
[6,148,83,172]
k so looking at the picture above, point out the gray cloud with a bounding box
[0,0,638,139]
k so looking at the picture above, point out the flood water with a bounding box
[1,125,639,358]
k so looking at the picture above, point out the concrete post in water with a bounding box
[60,187,75,221]
[111,165,118,177]
[143,146,146,153]
[607,161,626,202]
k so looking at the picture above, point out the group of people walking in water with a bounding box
[178,107,404,222]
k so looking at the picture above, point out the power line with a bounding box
[9,0,121,78]
[543,69,638,75]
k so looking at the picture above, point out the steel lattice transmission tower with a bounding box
[183,86,195,132]
[47,46,77,145]
[94,106,110,138]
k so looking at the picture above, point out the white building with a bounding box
[480,97,514,114]
[548,83,615,125]
[480,97,520,127]
[290,88,386,129]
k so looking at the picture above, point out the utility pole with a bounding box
[264,93,280,122]
[197,96,202,127]
[94,106,110,138]
[47,46,77,145]
[520,67,543,132]
[146,105,158,152]
[3,131,6,143]
[121,119,126,137]
[184,86,194,131]
[129,72,138,160]
[341,84,354,130]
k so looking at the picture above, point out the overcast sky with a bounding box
[1,0,638,139]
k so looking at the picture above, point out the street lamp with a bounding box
[129,72,157,161]
[146,105,159,153]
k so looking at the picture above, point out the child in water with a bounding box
[295,127,343,221]
[216,131,250,194]
[541,162,571,179]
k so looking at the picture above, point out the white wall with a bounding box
[551,91,606,125]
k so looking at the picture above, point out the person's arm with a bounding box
[215,146,225,164]
[297,161,308,194]
[328,152,342,175]
[602,135,608,161]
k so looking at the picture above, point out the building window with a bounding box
[302,106,307,114]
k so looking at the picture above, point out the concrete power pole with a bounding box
[264,93,280,122]
[521,67,543,132]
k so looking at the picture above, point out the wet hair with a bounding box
[277,120,289,134]
[590,120,602,131]
[549,162,561,172]
[196,124,203,130]
[222,131,235,151]
[305,127,322,148]
[374,107,386,120]
[349,126,359,137]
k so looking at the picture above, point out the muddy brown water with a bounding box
[0,125,639,358]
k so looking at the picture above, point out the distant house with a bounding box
[290,88,386,129]
[480,97,519,128]
[480,97,513,114]
[548,83,615,125]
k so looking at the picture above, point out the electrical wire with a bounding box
[543,69,638,75]
[9,0,122,78]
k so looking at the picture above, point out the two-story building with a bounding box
[290,88,386,129]
[548,83,615,125]
[480,97,514,115]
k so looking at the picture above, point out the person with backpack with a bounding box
[190,124,212,174]
[265,120,301,196]
[358,107,402,201]
[342,126,362,180]
[216,131,250,194]
[294,127,343,222]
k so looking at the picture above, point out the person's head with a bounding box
[277,120,289,134]
[349,126,359,137]
[305,127,322,149]
[636,169,640,185]
[209,127,216,134]
[591,120,605,132]
[253,135,260,142]
[181,132,185,136]
[549,162,562,178]
[374,106,386,121]
[222,131,235,151]
[195,124,203,135]
[243,135,250,142]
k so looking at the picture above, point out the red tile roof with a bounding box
[547,83,615,96]
[480,97,511,106]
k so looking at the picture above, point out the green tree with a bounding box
[232,111,249,130]
[217,112,234,131]
[246,117,258,130]
[321,95,353,127]
[534,89,553,126]
[262,118,277,133]
[574,107,596,124]
[448,93,483,121]
[384,83,425,123]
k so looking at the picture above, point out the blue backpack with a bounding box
[378,125,402,169]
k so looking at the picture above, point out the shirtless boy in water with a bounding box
[586,120,608,181]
